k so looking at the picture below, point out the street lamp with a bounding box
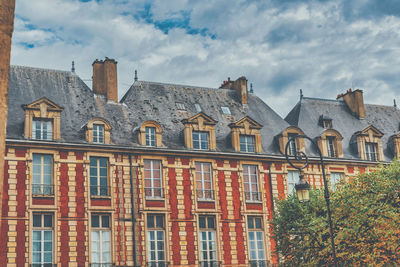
[284,134,338,267]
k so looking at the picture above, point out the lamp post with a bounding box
[284,135,338,267]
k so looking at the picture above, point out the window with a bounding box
[144,159,163,198]
[90,157,109,196]
[221,106,231,115]
[193,131,209,150]
[330,173,343,191]
[32,119,52,140]
[195,162,213,200]
[147,214,166,267]
[195,103,202,112]
[243,165,261,202]
[247,216,266,267]
[240,135,255,152]
[176,102,186,110]
[365,142,377,161]
[199,215,217,266]
[323,120,332,129]
[287,171,300,195]
[146,127,156,147]
[91,214,111,266]
[32,154,53,195]
[32,213,53,267]
[93,124,104,143]
[288,133,297,155]
[326,136,336,157]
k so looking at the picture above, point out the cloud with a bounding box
[11,0,400,118]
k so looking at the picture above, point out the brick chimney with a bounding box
[220,76,248,105]
[92,57,118,102]
[336,89,365,119]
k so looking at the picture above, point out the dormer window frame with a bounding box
[182,112,217,151]
[317,129,343,158]
[85,118,112,144]
[278,126,305,155]
[229,116,263,153]
[23,97,63,141]
[353,125,384,161]
[365,142,377,161]
[139,121,163,147]
[192,131,209,150]
[326,136,336,157]
[319,115,333,129]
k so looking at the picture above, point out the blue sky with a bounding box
[11,0,400,116]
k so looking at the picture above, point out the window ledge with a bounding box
[245,200,263,204]
[145,197,165,201]
[32,194,54,198]
[90,195,111,199]
[197,199,215,203]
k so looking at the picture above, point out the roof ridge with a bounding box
[138,80,218,91]
[302,96,342,103]
[11,65,74,75]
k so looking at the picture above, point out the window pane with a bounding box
[147,215,154,228]
[91,215,99,228]
[207,217,215,229]
[248,217,254,229]
[156,215,164,228]
[199,216,206,228]
[101,215,109,228]
[33,214,41,227]
[44,215,52,227]
[255,217,262,229]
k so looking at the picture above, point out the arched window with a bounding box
[317,129,343,158]
[85,118,112,144]
[138,121,163,147]
[278,126,305,155]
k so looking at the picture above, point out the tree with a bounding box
[272,161,400,266]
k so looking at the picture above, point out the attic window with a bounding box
[176,103,186,110]
[319,115,332,129]
[221,106,231,115]
[195,103,202,112]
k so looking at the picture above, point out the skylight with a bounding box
[176,102,186,110]
[195,103,202,112]
[221,106,231,115]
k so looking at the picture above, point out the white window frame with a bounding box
[288,133,297,156]
[247,216,266,265]
[32,119,52,140]
[144,159,163,199]
[90,157,109,196]
[32,154,53,195]
[32,213,53,266]
[243,165,261,202]
[93,124,104,143]
[330,172,343,191]
[91,214,111,265]
[146,127,156,147]
[240,135,255,152]
[287,170,300,195]
[195,162,214,201]
[199,215,217,266]
[365,142,377,161]
[193,131,209,150]
[327,136,336,157]
[147,214,166,266]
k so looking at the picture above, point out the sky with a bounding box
[10,0,400,117]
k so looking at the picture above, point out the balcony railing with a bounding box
[199,261,221,267]
[147,261,170,267]
[245,191,262,202]
[90,264,115,267]
[197,189,215,200]
[32,184,54,196]
[249,260,271,267]
[145,187,164,199]
[90,185,111,197]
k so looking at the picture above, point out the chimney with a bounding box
[219,76,248,104]
[92,57,118,102]
[336,89,365,119]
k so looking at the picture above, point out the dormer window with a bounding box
[323,120,332,129]
[240,135,255,152]
[365,142,377,161]
[278,126,305,155]
[221,106,231,115]
[326,136,336,157]
[93,124,104,143]
[139,121,163,147]
[193,131,209,150]
[176,102,186,110]
[32,119,52,140]
[319,115,332,129]
[317,129,343,158]
[287,133,298,156]
[146,127,156,146]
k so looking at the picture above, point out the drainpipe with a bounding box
[129,154,137,267]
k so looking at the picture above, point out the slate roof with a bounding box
[7,65,290,155]
[285,97,400,161]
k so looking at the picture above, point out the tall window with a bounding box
[195,162,213,200]
[247,216,266,267]
[365,142,377,161]
[288,133,297,155]
[32,119,52,140]
[199,215,217,267]
[91,214,111,266]
[93,124,104,143]
[327,136,336,157]
[193,131,209,150]
[144,159,163,198]
[147,214,166,267]
[287,170,300,195]
[90,157,109,196]
[32,213,53,267]
[146,127,156,147]
[240,135,255,152]
[243,165,261,202]
[330,173,343,191]
[32,154,53,195]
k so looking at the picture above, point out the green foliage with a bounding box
[272,161,400,266]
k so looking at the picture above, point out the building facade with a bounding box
[1,58,399,266]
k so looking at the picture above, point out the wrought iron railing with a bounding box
[32,184,54,195]
[147,261,170,267]
[249,260,271,267]
[199,261,222,267]
[245,191,262,202]
[90,185,111,196]
[197,189,215,200]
